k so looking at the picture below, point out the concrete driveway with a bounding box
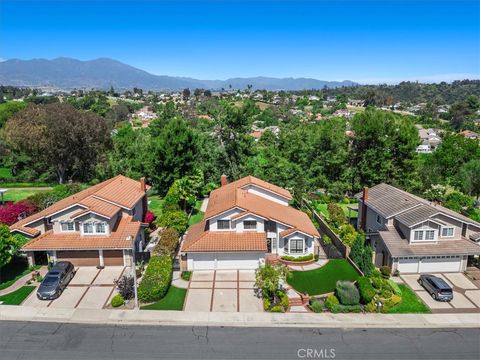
[401,273,480,312]
[184,270,263,312]
[23,266,126,309]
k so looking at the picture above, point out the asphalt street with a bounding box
[0,321,478,360]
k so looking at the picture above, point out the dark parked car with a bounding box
[37,261,75,300]
[418,274,453,302]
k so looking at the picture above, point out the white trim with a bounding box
[11,228,38,237]
[99,249,104,267]
[288,237,305,255]
[204,206,247,221]
[406,218,446,228]
[71,210,114,220]
[240,184,292,201]
[231,212,268,222]
[23,203,88,226]
[281,229,314,239]
[80,221,109,235]
[60,221,75,232]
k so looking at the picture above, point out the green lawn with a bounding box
[287,259,361,295]
[387,284,431,314]
[314,203,358,219]
[0,286,36,305]
[0,258,38,290]
[140,286,187,310]
[188,209,204,226]
[1,189,50,202]
[0,167,12,180]
[148,195,164,218]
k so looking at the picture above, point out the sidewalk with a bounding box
[1,305,478,328]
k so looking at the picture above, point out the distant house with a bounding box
[416,144,432,154]
[348,99,364,107]
[416,125,442,150]
[333,109,352,118]
[308,95,320,101]
[460,129,480,140]
[356,184,480,274]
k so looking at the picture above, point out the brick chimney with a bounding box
[220,174,228,187]
[140,177,146,192]
[360,187,368,231]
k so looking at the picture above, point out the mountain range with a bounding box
[0,57,356,91]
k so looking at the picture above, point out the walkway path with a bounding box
[288,259,328,271]
[171,271,189,289]
[0,267,48,296]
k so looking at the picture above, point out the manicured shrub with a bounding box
[138,255,173,302]
[330,304,362,313]
[280,254,314,262]
[371,276,384,289]
[156,209,188,234]
[387,280,402,296]
[382,294,402,313]
[310,298,324,313]
[153,228,179,256]
[350,234,374,276]
[364,300,377,313]
[338,224,357,247]
[335,281,360,305]
[111,294,124,308]
[356,277,376,304]
[181,271,192,281]
[380,266,391,278]
[371,269,382,278]
[270,305,284,313]
[278,290,290,310]
[325,294,340,311]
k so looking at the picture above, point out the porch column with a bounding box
[99,249,104,267]
[26,251,35,267]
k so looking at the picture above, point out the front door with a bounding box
[266,238,272,253]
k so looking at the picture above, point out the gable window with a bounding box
[413,230,423,241]
[425,230,435,241]
[441,227,454,237]
[83,223,94,234]
[217,220,230,230]
[289,239,304,254]
[82,221,107,235]
[61,221,74,232]
[96,222,106,234]
[243,220,257,230]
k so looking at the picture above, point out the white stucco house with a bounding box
[180,176,322,271]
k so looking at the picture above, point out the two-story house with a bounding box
[180,176,323,271]
[10,175,149,267]
[356,184,480,273]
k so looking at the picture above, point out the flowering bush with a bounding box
[144,210,156,225]
[0,201,38,225]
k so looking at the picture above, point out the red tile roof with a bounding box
[181,221,267,252]
[22,216,141,251]
[10,175,148,236]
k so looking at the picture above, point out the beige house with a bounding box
[10,175,150,267]
[357,184,480,273]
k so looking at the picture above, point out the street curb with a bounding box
[1,305,479,328]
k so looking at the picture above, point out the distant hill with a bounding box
[0,57,356,91]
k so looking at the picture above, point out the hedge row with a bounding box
[138,255,173,302]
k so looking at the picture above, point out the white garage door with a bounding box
[216,253,262,270]
[398,257,419,273]
[189,252,263,270]
[418,256,461,273]
[191,253,216,270]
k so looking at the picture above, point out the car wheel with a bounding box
[418,279,423,286]
[432,293,436,300]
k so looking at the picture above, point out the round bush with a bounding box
[335,280,360,306]
[356,277,376,304]
[111,294,124,308]
[380,266,391,278]
[310,299,324,313]
[325,294,340,311]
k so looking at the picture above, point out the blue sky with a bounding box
[0,0,479,83]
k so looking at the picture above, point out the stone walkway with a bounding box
[0,266,48,296]
[288,259,329,271]
[171,271,189,289]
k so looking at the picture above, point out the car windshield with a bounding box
[42,276,59,285]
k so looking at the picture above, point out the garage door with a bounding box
[191,253,216,270]
[189,252,263,270]
[56,250,99,266]
[103,250,124,266]
[216,253,262,270]
[419,256,461,273]
[398,257,419,273]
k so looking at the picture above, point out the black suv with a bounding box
[37,261,75,300]
[418,274,454,302]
